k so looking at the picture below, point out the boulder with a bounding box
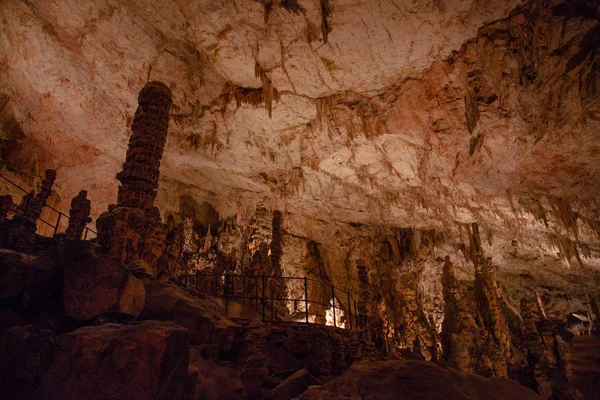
[189,347,244,400]
[0,324,56,399]
[0,249,31,300]
[33,320,192,400]
[141,283,242,350]
[63,255,145,321]
[299,360,542,400]
[266,368,322,400]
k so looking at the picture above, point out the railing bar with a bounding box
[0,173,30,195]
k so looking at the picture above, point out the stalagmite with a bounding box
[441,256,479,374]
[470,223,512,378]
[520,297,552,397]
[356,261,379,360]
[64,190,91,241]
[20,169,56,231]
[96,81,172,279]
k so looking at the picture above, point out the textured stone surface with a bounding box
[63,255,145,321]
[0,1,599,395]
[32,321,191,400]
[299,360,543,400]
[141,282,242,349]
[64,190,91,240]
[266,368,322,400]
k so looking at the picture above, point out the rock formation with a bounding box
[96,81,172,279]
[19,169,56,231]
[441,256,481,374]
[0,0,600,399]
[470,223,512,378]
[0,194,11,224]
[64,190,91,241]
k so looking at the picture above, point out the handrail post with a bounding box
[53,212,62,237]
[262,275,266,322]
[331,284,336,328]
[224,274,229,315]
[83,227,89,240]
[304,277,309,324]
[347,292,352,330]
[354,299,358,329]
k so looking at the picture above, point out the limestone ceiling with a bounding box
[0,0,599,240]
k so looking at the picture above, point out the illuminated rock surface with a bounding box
[0,0,599,399]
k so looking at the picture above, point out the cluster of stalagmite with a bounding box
[64,190,91,241]
[96,81,173,280]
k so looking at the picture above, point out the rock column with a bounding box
[470,223,512,378]
[441,256,479,374]
[116,82,172,209]
[64,190,91,240]
[356,262,378,360]
[96,82,172,279]
[520,297,552,397]
[21,169,56,230]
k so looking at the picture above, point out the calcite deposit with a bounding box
[64,190,91,241]
[0,0,600,399]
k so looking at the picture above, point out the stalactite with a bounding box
[320,0,331,43]
[218,66,279,118]
[518,197,548,227]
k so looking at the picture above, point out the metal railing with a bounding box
[0,172,96,239]
[178,273,359,330]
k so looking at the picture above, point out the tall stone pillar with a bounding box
[356,261,378,360]
[470,223,512,378]
[116,81,172,209]
[21,169,56,230]
[96,82,172,279]
[65,190,92,240]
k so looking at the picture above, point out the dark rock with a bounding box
[63,255,145,321]
[266,368,322,400]
[0,325,56,399]
[265,340,304,375]
[299,360,542,400]
[0,249,31,300]
[142,282,242,350]
[33,320,190,400]
[189,347,244,400]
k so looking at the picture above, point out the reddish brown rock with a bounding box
[0,249,31,300]
[63,255,145,321]
[441,256,480,375]
[470,223,512,378]
[266,368,322,400]
[96,82,172,279]
[299,360,542,400]
[64,190,91,241]
[243,318,269,399]
[19,169,56,231]
[32,321,191,400]
[0,325,56,400]
[116,81,172,209]
[141,282,241,349]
